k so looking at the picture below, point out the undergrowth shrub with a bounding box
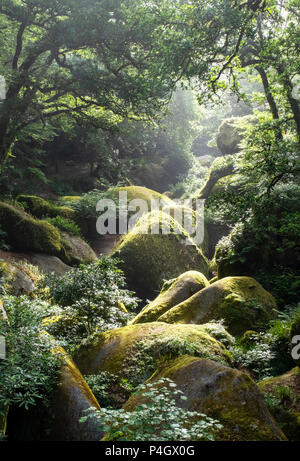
[80,379,222,441]
[41,258,138,348]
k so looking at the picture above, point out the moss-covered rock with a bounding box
[0,201,63,253]
[0,202,95,266]
[73,323,232,392]
[258,367,300,441]
[123,356,286,441]
[7,345,102,441]
[111,210,209,299]
[17,195,75,220]
[131,271,209,325]
[0,260,36,295]
[108,185,172,208]
[61,233,96,264]
[158,276,277,336]
[216,115,255,155]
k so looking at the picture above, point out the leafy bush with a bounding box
[230,305,300,379]
[74,189,114,222]
[80,379,222,441]
[84,372,132,409]
[41,258,138,347]
[0,296,61,419]
[46,216,81,237]
[264,387,300,441]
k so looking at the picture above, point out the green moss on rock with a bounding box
[0,202,95,266]
[0,201,62,254]
[111,210,209,299]
[73,322,231,391]
[131,271,209,324]
[216,115,255,155]
[108,185,172,209]
[123,356,287,441]
[0,260,37,295]
[17,195,75,220]
[158,276,277,336]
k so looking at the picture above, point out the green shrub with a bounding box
[46,216,81,237]
[230,305,300,379]
[80,379,222,441]
[0,296,61,417]
[41,258,139,347]
[84,372,130,409]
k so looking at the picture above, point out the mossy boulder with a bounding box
[216,115,255,155]
[108,185,172,208]
[0,260,36,295]
[7,345,102,441]
[73,323,232,392]
[0,202,95,266]
[75,185,172,240]
[258,367,300,441]
[158,276,277,336]
[0,201,62,254]
[17,195,75,220]
[111,210,209,299]
[131,271,209,325]
[123,356,286,441]
[61,233,96,264]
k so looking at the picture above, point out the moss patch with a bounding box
[0,201,94,266]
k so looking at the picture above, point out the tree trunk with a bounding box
[277,64,300,141]
[256,66,280,120]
